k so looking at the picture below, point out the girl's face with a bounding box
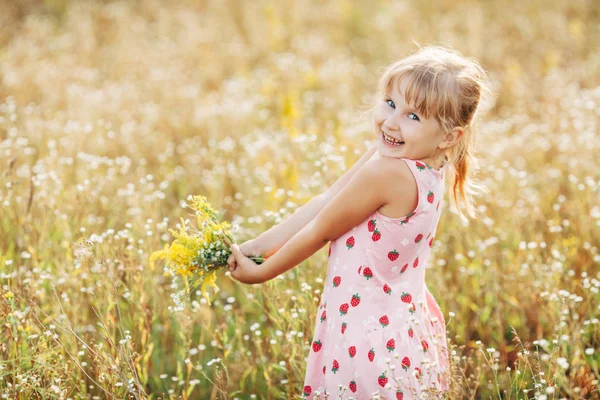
[372,78,444,166]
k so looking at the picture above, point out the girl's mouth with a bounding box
[382,132,405,147]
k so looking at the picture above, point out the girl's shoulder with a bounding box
[349,153,416,212]
[369,152,415,182]
[369,155,419,220]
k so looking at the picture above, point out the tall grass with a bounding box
[0,0,598,398]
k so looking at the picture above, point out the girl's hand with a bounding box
[227,240,257,272]
[229,244,263,284]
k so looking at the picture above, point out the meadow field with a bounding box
[0,0,599,398]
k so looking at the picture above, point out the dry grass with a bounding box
[0,0,599,398]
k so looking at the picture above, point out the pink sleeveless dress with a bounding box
[301,157,450,400]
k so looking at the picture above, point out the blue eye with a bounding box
[387,99,420,122]
[408,113,420,122]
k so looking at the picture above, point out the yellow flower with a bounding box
[190,195,218,222]
[151,194,246,304]
[200,272,219,305]
[149,243,170,270]
[3,291,14,299]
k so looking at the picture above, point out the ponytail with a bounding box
[447,127,490,220]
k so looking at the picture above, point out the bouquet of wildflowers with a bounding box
[149,195,264,304]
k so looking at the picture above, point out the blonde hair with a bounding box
[367,44,493,220]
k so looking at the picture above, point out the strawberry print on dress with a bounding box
[302,158,450,399]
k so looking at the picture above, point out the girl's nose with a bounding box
[382,111,401,131]
[383,119,400,132]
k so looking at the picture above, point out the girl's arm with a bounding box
[247,144,378,258]
[236,154,404,284]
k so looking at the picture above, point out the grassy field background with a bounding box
[0,0,599,398]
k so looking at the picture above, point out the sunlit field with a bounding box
[1,0,599,398]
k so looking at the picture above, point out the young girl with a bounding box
[228,45,491,399]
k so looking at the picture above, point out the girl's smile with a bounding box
[381,130,405,147]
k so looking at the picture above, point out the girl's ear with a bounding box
[441,126,464,149]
